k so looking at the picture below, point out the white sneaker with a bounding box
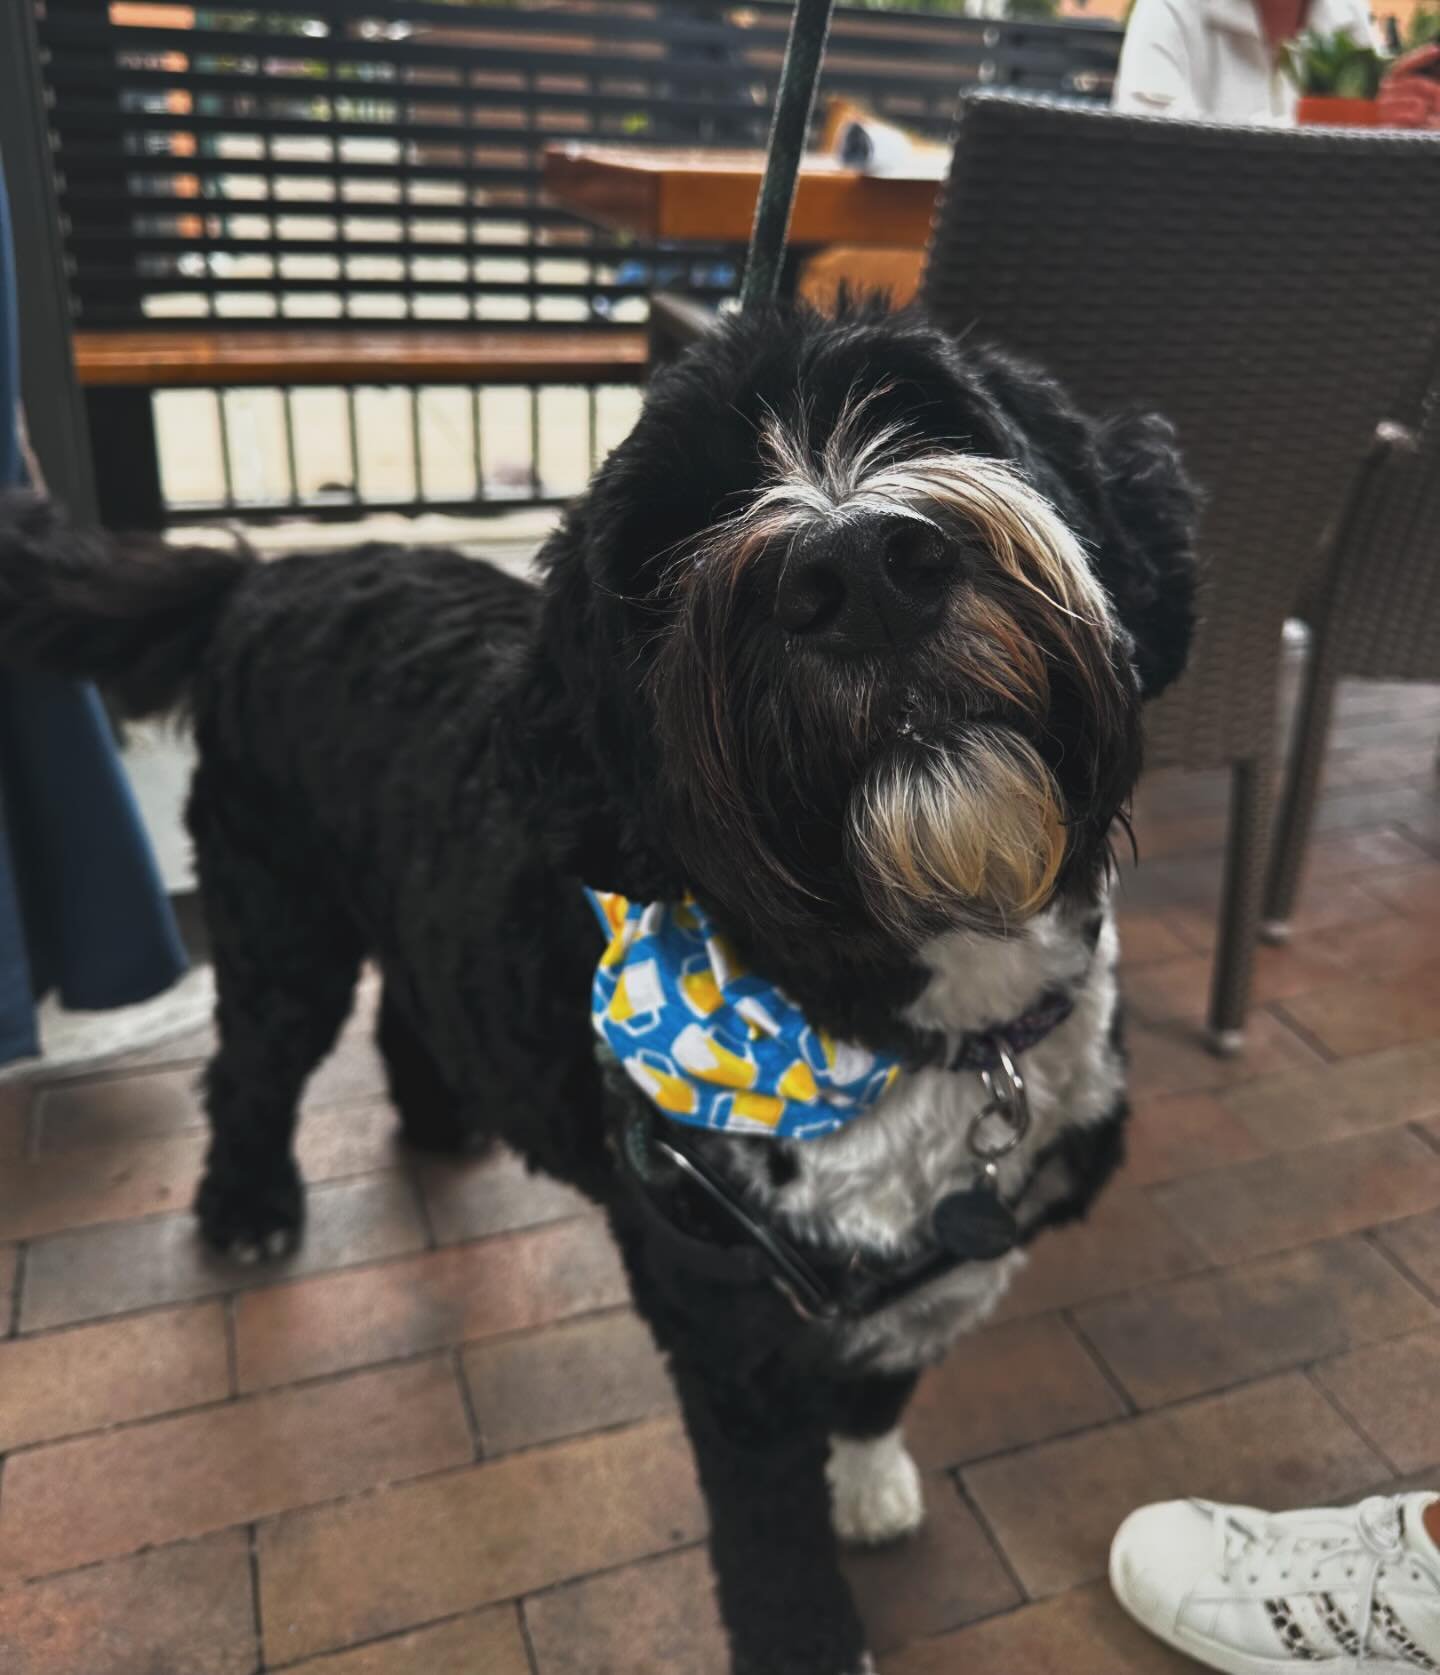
[1110,1494,1440,1672]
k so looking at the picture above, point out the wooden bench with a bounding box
[69,327,649,526]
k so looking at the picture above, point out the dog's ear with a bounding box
[971,349,1200,701]
[504,512,687,902]
[1086,408,1200,701]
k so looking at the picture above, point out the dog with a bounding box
[0,302,1195,1675]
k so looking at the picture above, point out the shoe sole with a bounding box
[1108,1545,1415,1673]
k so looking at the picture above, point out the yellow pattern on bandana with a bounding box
[587,890,902,1139]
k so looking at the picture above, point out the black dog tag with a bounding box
[932,1188,1020,1261]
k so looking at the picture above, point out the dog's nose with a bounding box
[773,514,956,654]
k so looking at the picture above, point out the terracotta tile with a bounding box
[882,1580,1197,1675]
[1160,882,1383,956]
[0,1245,16,1335]
[1120,1092,1266,1186]
[1126,1009,1322,1099]
[1114,910,1193,965]
[1133,765,1230,817]
[1367,862,1440,919]
[0,1354,472,1581]
[842,1476,1021,1651]
[257,1417,705,1666]
[962,1373,1383,1598]
[1129,811,1229,860]
[236,1214,628,1390]
[1125,946,1351,1027]
[1312,913,1440,982]
[1122,955,1212,1021]
[294,1101,406,1181]
[1323,740,1440,789]
[0,1530,255,1675]
[1075,1238,1433,1409]
[32,1066,202,1151]
[524,1546,727,1675]
[1114,849,1222,913]
[0,1301,230,1453]
[906,1315,1124,1469]
[20,1171,428,1330]
[1153,1128,1440,1264]
[463,1309,674,1455]
[0,1133,206,1242]
[1220,1041,1440,1151]
[992,1190,1207,1323]
[286,1608,530,1675]
[33,1074,402,1182]
[415,1144,590,1244]
[1315,1326,1440,1474]
[0,1083,29,1158]
[1275,961,1440,1059]
[1381,1203,1440,1297]
[1297,828,1435,883]
[306,1028,387,1108]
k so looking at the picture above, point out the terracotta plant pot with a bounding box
[1296,95,1381,125]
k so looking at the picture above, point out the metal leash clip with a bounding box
[970,1044,1032,1168]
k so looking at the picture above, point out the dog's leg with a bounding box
[670,1357,874,1675]
[376,985,487,1155]
[826,1372,924,1548]
[192,813,362,1259]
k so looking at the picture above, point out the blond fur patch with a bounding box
[851,729,1067,928]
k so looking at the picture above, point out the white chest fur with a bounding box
[729,898,1124,1370]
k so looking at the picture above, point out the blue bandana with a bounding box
[586,890,902,1139]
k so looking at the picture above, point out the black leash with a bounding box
[739,0,838,313]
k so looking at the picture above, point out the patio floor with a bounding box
[2,672,1439,1674]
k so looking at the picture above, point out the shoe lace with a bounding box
[1208,1497,1411,1655]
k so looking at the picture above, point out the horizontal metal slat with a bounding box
[64,231,733,263]
[55,190,584,226]
[52,149,542,186]
[72,271,729,299]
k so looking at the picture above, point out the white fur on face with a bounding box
[710,404,1121,930]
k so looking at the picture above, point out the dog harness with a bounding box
[587,887,1088,1322]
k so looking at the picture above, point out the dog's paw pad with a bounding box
[827,1430,925,1547]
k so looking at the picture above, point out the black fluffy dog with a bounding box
[0,304,1195,1675]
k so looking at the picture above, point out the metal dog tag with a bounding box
[932,1179,1020,1260]
[932,1041,1031,1261]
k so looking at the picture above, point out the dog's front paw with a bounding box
[827,1429,925,1547]
[195,1156,305,1261]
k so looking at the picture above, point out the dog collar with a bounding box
[586,889,1078,1140]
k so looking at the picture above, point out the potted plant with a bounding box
[1282,26,1387,125]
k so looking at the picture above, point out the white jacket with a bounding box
[1113,0,1376,123]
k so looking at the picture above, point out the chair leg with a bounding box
[1262,641,1339,941]
[1208,755,1275,1055]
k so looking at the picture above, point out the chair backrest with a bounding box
[921,94,1440,768]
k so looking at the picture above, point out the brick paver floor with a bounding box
[2,675,1439,1673]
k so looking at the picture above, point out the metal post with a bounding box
[0,0,99,519]
[739,0,836,314]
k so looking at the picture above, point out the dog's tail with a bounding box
[0,491,254,717]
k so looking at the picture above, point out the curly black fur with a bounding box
[0,303,1195,1675]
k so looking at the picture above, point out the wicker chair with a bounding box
[1262,357,1440,939]
[922,93,1440,1049]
